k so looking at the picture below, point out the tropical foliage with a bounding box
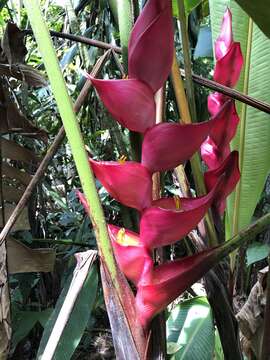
[0,0,270,359]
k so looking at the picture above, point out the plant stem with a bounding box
[23,31,270,115]
[218,212,270,260]
[23,0,118,285]
[116,0,133,72]
[177,0,197,122]
[24,29,122,53]
[31,238,91,247]
[171,51,218,247]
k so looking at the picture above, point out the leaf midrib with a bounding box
[232,17,253,237]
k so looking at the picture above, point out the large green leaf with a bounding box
[209,1,270,238]
[172,0,203,17]
[37,264,98,359]
[12,308,52,350]
[234,1,270,40]
[246,242,270,266]
[166,297,215,359]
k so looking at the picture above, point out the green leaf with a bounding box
[214,329,224,360]
[234,0,270,40]
[209,1,270,238]
[37,264,98,359]
[167,342,182,355]
[246,242,270,266]
[12,308,52,350]
[166,297,215,359]
[172,0,203,17]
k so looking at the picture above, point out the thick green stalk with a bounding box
[23,0,118,285]
[177,0,197,122]
[218,212,270,260]
[116,0,133,72]
[116,0,142,162]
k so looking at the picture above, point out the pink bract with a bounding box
[89,77,156,133]
[204,151,240,214]
[140,185,218,249]
[215,8,233,60]
[89,159,152,211]
[108,224,152,285]
[128,1,174,92]
[135,248,219,328]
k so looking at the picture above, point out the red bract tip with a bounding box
[135,247,219,328]
[201,100,239,169]
[89,159,152,211]
[213,42,243,88]
[108,224,152,285]
[89,76,156,133]
[128,1,174,93]
[215,8,233,60]
[208,92,226,116]
[204,151,240,214]
[141,116,220,173]
[140,185,218,249]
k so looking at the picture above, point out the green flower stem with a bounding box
[217,212,270,260]
[177,0,197,122]
[23,0,118,286]
[171,51,218,247]
[116,0,133,72]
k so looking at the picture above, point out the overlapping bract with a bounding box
[80,2,241,329]
[201,8,243,173]
[89,0,173,133]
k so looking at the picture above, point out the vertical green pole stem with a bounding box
[23,0,118,285]
[177,0,197,122]
[116,0,133,72]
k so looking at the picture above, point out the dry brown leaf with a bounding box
[7,237,56,273]
[41,250,97,358]
[236,266,268,358]
[0,204,30,230]
[1,23,27,65]
[6,101,48,141]
[1,138,39,164]
[0,63,47,87]
[0,84,47,140]
[0,185,24,203]
[2,162,32,187]
[0,240,11,359]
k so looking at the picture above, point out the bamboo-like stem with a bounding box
[23,0,118,286]
[177,0,197,122]
[171,51,218,247]
[31,238,92,247]
[24,29,122,53]
[116,0,133,72]
[218,212,270,260]
[149,87,167,359]
[116,0,142,163]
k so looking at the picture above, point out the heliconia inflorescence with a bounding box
[79,2,242,329]
[201,8,243,172]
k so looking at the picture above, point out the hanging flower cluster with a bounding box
[201,9,243,205]
[81,1,241,329]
